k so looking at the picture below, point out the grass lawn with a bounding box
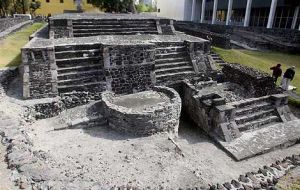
[0,23,45,68]
[213,47,300,95]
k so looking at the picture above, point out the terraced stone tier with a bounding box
[49,13,175,38]
[215,119,300,161]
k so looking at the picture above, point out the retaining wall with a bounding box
[0,67,18,98]
[175,22,300,53]
[102,86,182,136]
[0,17,29,33]
[222,63,279,97]
[103,44,156,94]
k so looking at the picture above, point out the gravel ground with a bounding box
[25,108,300,189]
[0,142,18,190]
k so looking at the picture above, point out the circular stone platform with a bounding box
[101,86,182,136]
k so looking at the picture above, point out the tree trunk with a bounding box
[22,0,26,14]
[129,0,137,13]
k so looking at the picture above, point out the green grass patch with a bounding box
[212,47,300,95]
[0,23,45,68]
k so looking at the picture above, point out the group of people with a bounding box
[270,64,296,91]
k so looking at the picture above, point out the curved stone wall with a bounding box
[102,86,182,136]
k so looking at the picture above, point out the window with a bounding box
[60,0,64,3]
[46,0,49,3]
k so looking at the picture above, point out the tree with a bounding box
[10,0,29,14]
[29,0,41,15]
[90,0,136,13]
[0,0,11,17]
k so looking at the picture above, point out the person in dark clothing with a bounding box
[281,66,296,90]
[270,64,282,83]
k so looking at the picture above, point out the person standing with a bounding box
[270,64,282,83]
[281,66,296,90]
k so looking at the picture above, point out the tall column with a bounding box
[200,0,206,23]
[191,0,196,21]
[267,0,278,28]
[226,0,233,25]
[212,0,218,24]
[244,0,253,27]
[291,6,300,29]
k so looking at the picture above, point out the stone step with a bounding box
[73,31,158,36]
[155,46,185,51]
[212,57,223,61]
[56,56,102,65]
[72,24,156,28]
[55,44,100,52]
[58,81,106,93]
[238,115,281,132]
[215,60,225,63]
[155,52,188,59]
[155,66,194,76]
[155,47,186,54]
[72,20,156,25]
[55,49,100,59]
[57,64,103,73]
[231,96,270,109]
[235,109,277,125]
[155,57,189,64]
[58,76,104,86]
[57,59,101,68]
[235,102,274,117]
[155,61,190,70]
[156,71,195,82]
[58,70,104,80]
[73,27,156,32]
[156,42,185,47]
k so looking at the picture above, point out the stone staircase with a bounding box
[54,44,106,94]
[210,53,226,66]
[72,19,158,37]
[155,42,195,84]
[232,97,282,132]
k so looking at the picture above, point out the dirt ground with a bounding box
[24,106,300,189]
[0,141,17,190]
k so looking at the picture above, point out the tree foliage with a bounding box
[90,0,136,13]
[136,3,156,13]
[29,0,41,15]
[0,0,11,17]
[0,0,35,17]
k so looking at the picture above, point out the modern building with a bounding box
[157,0,300,30]
[32,0,97,16]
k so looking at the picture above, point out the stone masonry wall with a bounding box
[102,86,182,136]
[103,44,156,94]
[175,22,232,49]
[222,63,279,97]
[21,47,58,99]
[49,19,71,39]
[0,67,18,98]
[185,41,215,74]
[182,78,295,142]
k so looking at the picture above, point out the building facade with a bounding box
[157,0,300,30]
[33,0,97,16]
